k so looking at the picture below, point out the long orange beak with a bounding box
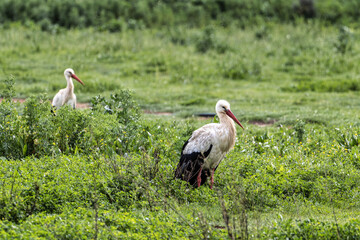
[226,109,244,130]
[71,73,84,86]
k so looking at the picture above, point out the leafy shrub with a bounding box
[23,95,52,156]
[126,18,145,30]
[261,218,360,239]
[91,90,140,125]
[38,18,61,34]
[294,119,306,143]
[293,0,316,19]
[335,26,353,54]
[334,126,360,150]
[89,90,179,156]
[0,90,150,158]
[0,75,15,100]
[0,101,24,159]
[221,60,249,80]
[100,18,124,33]
[317,1,360,24]
[169,27,188,46]
[195,26,229,54]
[0,76,24,159]
[195,26,216,53]
[255,25,270,39]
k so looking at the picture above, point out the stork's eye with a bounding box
[222,106,226,111]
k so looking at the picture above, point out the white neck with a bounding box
[218,112,237,151]
[66,75,74,93]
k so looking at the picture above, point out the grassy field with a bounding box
[1,20,360,239]
[1,22,360,124]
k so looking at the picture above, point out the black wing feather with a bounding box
[175,140,213,187]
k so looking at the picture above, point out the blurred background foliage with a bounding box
[0,0,360,30]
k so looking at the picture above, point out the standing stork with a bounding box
[175,100,244,189]
[52,68,84,109]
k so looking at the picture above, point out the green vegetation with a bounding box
[1,22,360,125]
[1,91,360,238]
[1,0,360,29]
[1,1,360,238]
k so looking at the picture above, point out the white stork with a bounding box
[175,100,244,189]
[52,68,84,109]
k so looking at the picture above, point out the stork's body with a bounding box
[52,68,84,109]
[175,100,244,189]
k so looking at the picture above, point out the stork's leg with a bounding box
[210,168,215,189]
[197,166,203,187]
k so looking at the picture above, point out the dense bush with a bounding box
[195,26,230,54]
[261,218,360,239]
[0,0,360,29]
[0,89,176,159]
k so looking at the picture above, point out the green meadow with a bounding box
[2,22,360,124]
[1,1,360,238]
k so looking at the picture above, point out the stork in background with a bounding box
[175,100,244,189]
[52,68,84,109]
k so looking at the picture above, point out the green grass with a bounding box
[1,22,360,125]
[1,21,360,238]
[1,121,360,238]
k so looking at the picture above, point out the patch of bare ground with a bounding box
[0,98,175,115]
[0,98,91,108]
[1,99,277,124]
[248,119,276,127]
[0,98,26,104]
[143,110,173,116]
[195,113,277,126]
[76,102,90,108]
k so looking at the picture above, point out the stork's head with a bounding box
[216,100,244,129]
[64,68,84,86]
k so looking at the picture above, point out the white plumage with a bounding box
[52,68,84,109]
[175,100,244,189]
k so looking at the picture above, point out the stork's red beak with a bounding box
[71,74,85,86]
[226,109,244,130]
